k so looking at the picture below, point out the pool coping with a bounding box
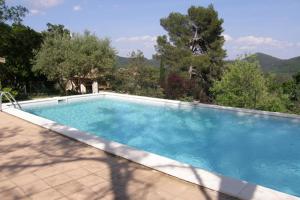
[1,92,300,200]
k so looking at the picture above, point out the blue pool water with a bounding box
[25,97,300,197]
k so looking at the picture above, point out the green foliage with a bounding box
[112,50,163,97]
[115,55,159,68]
[281,72,300,113]
[156,4,226,101]
[70,31,116,79]
[0,1,46,98]
[33,28,116,94]
[1,87,17,96]
[33,30,72,93]
[0,0,28,24]
[159,57,166,86]
[284,80,299,101]
[42,23,70,37]
[0,86,18,102]
[211,59,289,112]
[211,59,266,108]
[0,23,42,92]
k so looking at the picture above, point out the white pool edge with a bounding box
[1,92,299,200]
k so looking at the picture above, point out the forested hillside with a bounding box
[116,56,159,68]
[254,53,300,76]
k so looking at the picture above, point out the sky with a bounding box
[7,0,300,59]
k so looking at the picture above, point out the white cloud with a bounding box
[223,34,300,59]
[115,35,157,43]
[26,0,63,15]
[222,34,233,42]
[235,36,293,48]
[29,9,45,15]
[73,5,81,11]
[225,35,295,48]
[237,46,257,50]
[223,34,296,49]
[113,35,158,58]
[29,0,63,9]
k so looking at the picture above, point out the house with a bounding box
[0,57,5,63]
[66,69,111,94]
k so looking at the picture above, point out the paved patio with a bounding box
[0,112,238,200]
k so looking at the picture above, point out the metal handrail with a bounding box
[0,91,22,111]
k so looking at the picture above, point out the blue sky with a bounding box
[8,0,300,59]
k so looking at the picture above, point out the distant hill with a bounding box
[116,55,160,68]
[116,53,300,78]
[253,53,300,77]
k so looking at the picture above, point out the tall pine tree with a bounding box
[156,4,226,102]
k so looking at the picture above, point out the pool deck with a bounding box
[0,112,237,200]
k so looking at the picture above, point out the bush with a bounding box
[211,59,289,112]
[1,87,18,102]
[166,73,186,99]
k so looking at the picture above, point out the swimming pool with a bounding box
[20,94,300,198]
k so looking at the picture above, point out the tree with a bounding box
[211,59,289,112]
[282,72,300,113]
[113,50,163,97]
[0,0,28,24]
[0,0,35,97]
[0,23,42,93]
[33,28,116,94]
[42,23,70,38]
[156,4,226,102]
[282,73,300,101]
[69,31,116,87]
[33,32,72,93]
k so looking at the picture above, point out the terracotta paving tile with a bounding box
[33,166,63,179]
[134,189,174,200]
[0,180,16,192]
[0,187,28,200]
[126,179,155,194]
[94,190,116,200]
[151,176,190,196]
[131,168,160,183]
[175,188,218,200]
[76,174,107,187]
[0,112,236,200]
[11,173,40,186]
[175,185,238,200]
[43,173,73,187]
[0,175,7,181]
[30,188,63,200]
[90,181,112,193]
[54,180,85,196]
[51,162,80,172]
[93,168,112,180]
[68,188,101,200]
[19,179,50,195]
[65,168,91,180]
[81,161,109,173]
[1,165,41,178]
[133,170,162,184]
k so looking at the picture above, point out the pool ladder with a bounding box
[0,91,22,111]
